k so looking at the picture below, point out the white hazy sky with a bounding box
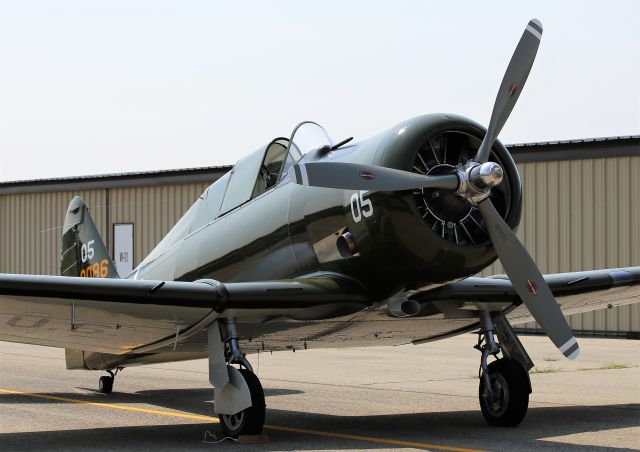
[0,1,638,182]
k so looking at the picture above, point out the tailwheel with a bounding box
[479,359,529,426]
[98,369,116,394]
[98,375,113,394]
[218,369,266,438]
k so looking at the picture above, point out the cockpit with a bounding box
[138,122,335,265]
[251,138,291,198]
[219,121,334,214]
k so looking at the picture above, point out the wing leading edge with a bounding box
[0,273,369,354]
[413,267,640,326]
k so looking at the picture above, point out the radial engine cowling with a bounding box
[353,113,522,292]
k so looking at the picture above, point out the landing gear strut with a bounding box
[225,319,254,372]
[476,312,530,427]
[98,369,118,394]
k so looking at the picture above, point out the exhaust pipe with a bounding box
[337,231,358,257]
[387,297,421,318]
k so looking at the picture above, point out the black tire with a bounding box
[479,359,529,427]
[218,369,266,437]
[98,376,113,394]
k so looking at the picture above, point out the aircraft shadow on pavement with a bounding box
[0,406,637,451]
[0,387,638,451]
[0,386,303,412]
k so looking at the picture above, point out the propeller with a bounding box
[474,19,543,163]
[471,19,578,359]
[477,199,579,359]
[291,161,459,191]
[289,19,579,359]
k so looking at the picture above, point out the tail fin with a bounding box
[60,196,119,278]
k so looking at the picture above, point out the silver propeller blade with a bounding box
[475,19,543,163]
[292,161,460,191]
[477,198,579,360]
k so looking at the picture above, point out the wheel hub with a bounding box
[485,373,509,417]
[222,411,245,431]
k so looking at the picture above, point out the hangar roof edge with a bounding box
[0,165,233,194]
[506,134,639,163]
[507,134,638,148]
[1,165,232,186]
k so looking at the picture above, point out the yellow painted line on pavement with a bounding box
[1,388,484,452]
[0,388,219,423]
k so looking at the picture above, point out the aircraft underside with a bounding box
[82,310,483,369]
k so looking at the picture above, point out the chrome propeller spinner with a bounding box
[456,161,505,205]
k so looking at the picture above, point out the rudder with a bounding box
[60,196,119,278]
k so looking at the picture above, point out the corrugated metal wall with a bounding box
[0,184,207,276]
[107,184,208,267]
[480,156,640,333]
[1,155,638,334]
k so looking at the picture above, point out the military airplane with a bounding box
[1,19,639,438]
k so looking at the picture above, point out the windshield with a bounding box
[287,121,334,160]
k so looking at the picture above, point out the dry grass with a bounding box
[530,366,558,374]
[579,362,632,371]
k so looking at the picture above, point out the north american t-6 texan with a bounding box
[1,19,639,438]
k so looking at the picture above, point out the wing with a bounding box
[0,273,369,355]
[413,267,640,325]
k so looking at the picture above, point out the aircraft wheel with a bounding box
[479,359,529,426]
[98,375,114,394]
[218,369,265,437]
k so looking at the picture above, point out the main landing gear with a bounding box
[218,320,265,438]
[98,369,118,394]
[208,319,266,439]
[475,312,533,427]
